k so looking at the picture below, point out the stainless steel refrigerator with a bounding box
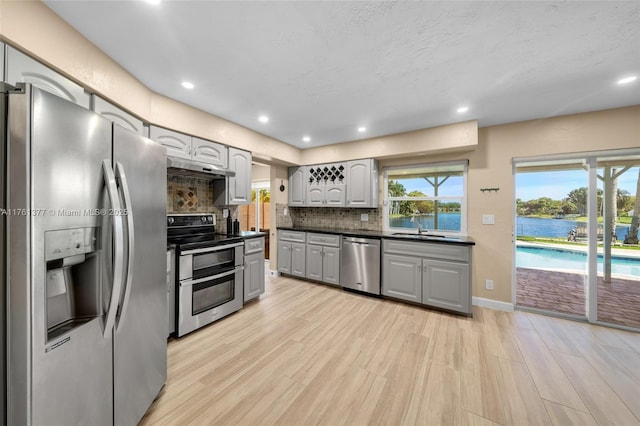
[3,84,167,425]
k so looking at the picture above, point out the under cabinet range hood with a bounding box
[167,157,235,179]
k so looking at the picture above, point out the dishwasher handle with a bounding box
[342,236,380,246]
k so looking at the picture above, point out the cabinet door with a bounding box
[228,148,252,205]
[149,126,191,160]
[306,245,323,281]
[382,254,422,303]
[6,46,90,108]
[322,246,341,285]
[92,96,144,135]
[192,137,228,168]
[422,259,470,314]
[325,184,346,207]
[346,159,378,208]
[288,167,306,206]
[244,252,265,302]
[306,185,324,207]
[277,241,291,274]
[290,242,306,277]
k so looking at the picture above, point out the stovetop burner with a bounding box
[167,213,243,250]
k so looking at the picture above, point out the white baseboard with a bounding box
[472,297,514,312]
[269,270,280,277]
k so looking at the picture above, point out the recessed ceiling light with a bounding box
[457,106,469,113]
[259,115,269,124]
[357,127,366,133]
[302,136,311,143]
[145,0,161,4]
[617,76,638,85]
[181,81,194,89]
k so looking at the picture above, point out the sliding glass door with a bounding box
[515,162,589,318]
[595,156,640,329]
[514,151,640,330]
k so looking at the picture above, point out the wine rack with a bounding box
[307,163,345,184]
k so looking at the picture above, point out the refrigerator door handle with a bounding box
[115,161,135,331]
[103,160,125,338]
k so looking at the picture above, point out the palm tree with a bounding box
[624,169,640,244]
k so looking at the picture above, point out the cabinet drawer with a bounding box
[383,239,469,262]
[278,230,306,242]
[245,237,265,254]
[306,233,340,247]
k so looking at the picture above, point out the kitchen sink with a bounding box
[391,232,446,238]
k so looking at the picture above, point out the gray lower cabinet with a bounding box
[244,237,266,302]
[305,244,340,285]
[382,254,422,303]
[244,252,265,302]
[382,239,472,315]
[422,259,469,313]
[305,233,340,285]
[277,231,306,278]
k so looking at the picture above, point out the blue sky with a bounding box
[517,167,639,201]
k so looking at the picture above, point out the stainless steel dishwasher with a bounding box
[340,236,381,295]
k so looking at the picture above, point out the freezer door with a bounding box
[113,124,167,425]
[8,85,113,425]
[1,87,7,426]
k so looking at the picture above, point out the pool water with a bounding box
[516,246,640,277]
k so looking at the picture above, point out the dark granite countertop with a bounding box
[277,226,475,246]
[238,230,267,239]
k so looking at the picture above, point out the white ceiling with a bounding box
[44,1,640,149]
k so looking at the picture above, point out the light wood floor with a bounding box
[141,273,640,426]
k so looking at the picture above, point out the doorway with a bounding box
[514,151,640,330]
[240,182,271,259]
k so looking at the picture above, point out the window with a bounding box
[383,161,467,235]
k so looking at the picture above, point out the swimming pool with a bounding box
[516,246,640,277]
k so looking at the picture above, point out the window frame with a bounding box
[383,160,468,236]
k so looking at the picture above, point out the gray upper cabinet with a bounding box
[92,96,144,135]
[304,163,346,207]
[149,126,191,160]
[287,159,376,208]
[227,147,252,205]
[192,137,227,168]
[6,46,90,109]
[288,166,306,206]
[346,159,379,208]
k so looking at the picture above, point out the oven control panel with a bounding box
[167,214,215,227]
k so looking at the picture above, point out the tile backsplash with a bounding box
[167,174,237,234]
[276,203,382,231]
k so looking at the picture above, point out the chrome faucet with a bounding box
[417,221,428,234]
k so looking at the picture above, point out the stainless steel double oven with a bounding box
[168,214,244,337]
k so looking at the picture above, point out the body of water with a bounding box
[389,213,461,231]
[389,214,633,240]
[517,216,630,241]
[517,246,640,277]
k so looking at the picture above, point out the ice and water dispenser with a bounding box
[45,227,100,341]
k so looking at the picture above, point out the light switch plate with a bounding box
[284,207,288,216]
[361,213,369,221]
[223,208,229,218]
[482,214,495,225]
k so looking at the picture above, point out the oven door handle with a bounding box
[180,242,244,255]
[179,267,244,287]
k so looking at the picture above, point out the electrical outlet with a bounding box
[482,214,495,225]
[360,213,369,221]
[485,279,494,290]
[284,207,288,216]
[223,208,229,218]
